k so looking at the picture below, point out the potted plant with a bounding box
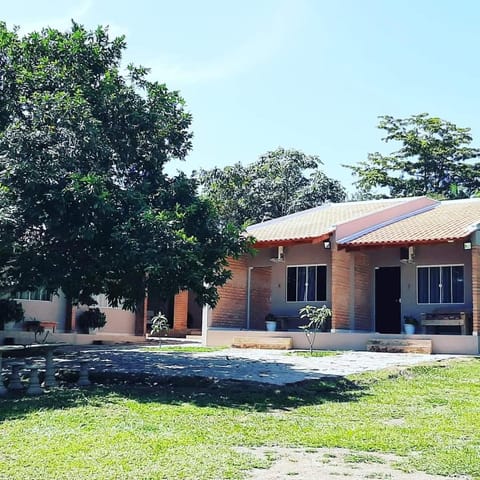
[265,313,277,332]
[404,315,418,335]
[77,307,107,334]
[0,299,24,331]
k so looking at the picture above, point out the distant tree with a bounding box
[197,147,346,226]
[0,22,249,318]
[346,114,480,199]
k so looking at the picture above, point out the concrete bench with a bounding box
[420,312,471,335]
[366,339,432,354]
[24,321,57,333]
[232,336,293,350]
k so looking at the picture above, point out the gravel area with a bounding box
[53,343,461,385]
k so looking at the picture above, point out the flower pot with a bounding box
[265,321,277,332]
[404,323,415,335]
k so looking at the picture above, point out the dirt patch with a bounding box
[241,447,472,479]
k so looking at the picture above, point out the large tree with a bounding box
[0,22,248,313]
[346,114,480,199]
[197,147,346,227]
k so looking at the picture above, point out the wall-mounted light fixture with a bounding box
[463,241,472,250]
[323,240,331,249]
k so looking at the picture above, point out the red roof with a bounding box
[343,199,480,247]
[247,197,480,247]
[247,198,412,246]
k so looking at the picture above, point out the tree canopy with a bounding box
[0,22,248,309]
[346,114,480,199]
[197,147,346,227]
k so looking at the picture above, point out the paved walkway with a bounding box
[53,344,461,385]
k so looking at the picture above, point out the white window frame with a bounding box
[286,264,327,303]
[416,264,465,305]
[92,294,124,309]
[14,288,52,302]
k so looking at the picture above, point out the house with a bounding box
[5,287,202,343]
[203,196,480,354]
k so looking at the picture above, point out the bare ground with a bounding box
[241,447,472,480]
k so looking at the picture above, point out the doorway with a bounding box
[375,267,401,334]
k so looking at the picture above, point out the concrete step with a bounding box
[366,338,432,354]
[232,336,293,350]
[185,334,202,341]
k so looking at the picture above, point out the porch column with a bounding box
[354,251,373,331]
[331,247,353,330]
[472,245,480,335]
[250,266,272,330]
[210,257,248,329]
[173,291,189,334]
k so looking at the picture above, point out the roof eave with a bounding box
[252,233,331,248]
[339,235,471,250]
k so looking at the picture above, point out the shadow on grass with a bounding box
[0,370,368,421]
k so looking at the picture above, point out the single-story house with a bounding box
[5,287,202,342]
[203,196,480,354]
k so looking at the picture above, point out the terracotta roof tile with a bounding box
[345,199,480,246]
[247,198,412,244]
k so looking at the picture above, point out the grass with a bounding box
[1,357,480,479]
[287,350,340,357]
[142,345,228,353]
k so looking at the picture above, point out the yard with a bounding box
[0,356,479,479]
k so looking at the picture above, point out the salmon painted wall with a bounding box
[17,293,67,330]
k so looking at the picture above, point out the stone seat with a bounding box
[232,336,293,350]
[366,338,432,354]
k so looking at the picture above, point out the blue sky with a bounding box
[3,0,480,192]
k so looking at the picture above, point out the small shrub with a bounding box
[150,312,169,346]
[403,315,418,326]
[0,299,24,330]
[265,313,277,323]
[299,305,332,354]
[78,308,107,333]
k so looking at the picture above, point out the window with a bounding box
[15,288,52,302]
[417,265,464,304]
[92,294,123,309]
[286,265,327,302]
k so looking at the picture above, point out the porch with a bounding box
[205,328,480,355]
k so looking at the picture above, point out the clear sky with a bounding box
[3,0,480,192]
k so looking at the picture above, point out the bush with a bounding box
[77,308,107,333]
[0,299,24,330]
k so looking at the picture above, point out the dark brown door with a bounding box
[375,267,401,334]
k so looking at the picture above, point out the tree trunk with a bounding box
[64,296,73,332]
[134,294,148,336]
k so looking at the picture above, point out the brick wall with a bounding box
[354,251,372,330]
[472,246,480,335]
[173,290,189,333]
[211,257,248,328]
[331,247,352,330]
[250,267,272,330]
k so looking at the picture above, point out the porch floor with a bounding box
[205,329,480,355]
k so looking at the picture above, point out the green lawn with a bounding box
[0,358,479,479]
[142,345,228,353]
[287,350,340,357]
